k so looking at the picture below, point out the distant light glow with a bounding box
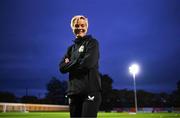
[129,64,140,75]
[129,63,140,113]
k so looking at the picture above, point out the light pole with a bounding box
[129,64,139,113]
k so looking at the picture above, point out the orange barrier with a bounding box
[0,103,69,112]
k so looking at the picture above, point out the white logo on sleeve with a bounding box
[79,45,84,52]
[87,95,95,101]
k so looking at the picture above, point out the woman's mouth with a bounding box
[75,29,85,34]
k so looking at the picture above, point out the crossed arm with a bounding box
[59,39,99,74]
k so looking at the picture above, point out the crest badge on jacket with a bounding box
[79,45,84,52]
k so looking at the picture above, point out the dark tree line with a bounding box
[99,75,180,111]
[0,77,68,105]
[45,76,67,105]
[0,75,180,111]
[0,91,16,102]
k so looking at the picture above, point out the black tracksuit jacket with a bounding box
[59,35,101,96]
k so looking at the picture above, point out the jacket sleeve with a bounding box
[59,46,77,74]
[77,39,99,70]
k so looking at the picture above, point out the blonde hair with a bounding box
[70,15,89,29]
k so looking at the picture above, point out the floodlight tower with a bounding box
[129,64,140,113]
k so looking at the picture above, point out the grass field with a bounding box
[0,112,179,118]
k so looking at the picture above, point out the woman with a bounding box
[59,15,101,118]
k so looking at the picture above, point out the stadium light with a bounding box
[129,63,140,113]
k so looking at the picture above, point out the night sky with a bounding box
[0,0,180,97]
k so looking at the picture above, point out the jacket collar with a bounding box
[73,35,92,44]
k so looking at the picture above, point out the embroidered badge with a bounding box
[87,95,95,101]
[79,45,84,52]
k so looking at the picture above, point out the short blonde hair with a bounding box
[70,15,88,29]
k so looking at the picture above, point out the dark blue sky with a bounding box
[0,0,180,97]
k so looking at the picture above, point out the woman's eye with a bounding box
[75,24,79,28]
[81,24,85,27]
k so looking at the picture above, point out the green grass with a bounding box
[0,112,179,118]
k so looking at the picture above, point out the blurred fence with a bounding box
[1,102,180,113]
[0,102,69,112]
[113,107,180,113]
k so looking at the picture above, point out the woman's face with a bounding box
[73,19,88,38]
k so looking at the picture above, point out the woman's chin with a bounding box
[76,34,85,38]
